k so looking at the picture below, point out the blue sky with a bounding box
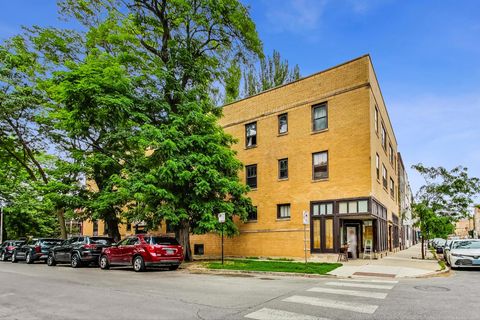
[1,0,479,196]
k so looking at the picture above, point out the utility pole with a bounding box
[218,212,226,265]
[0,200,5,244]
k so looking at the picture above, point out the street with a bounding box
[0,262,479,320]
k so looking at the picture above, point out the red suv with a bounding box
[99,235,183,272]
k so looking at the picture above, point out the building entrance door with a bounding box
[343,223,360,259]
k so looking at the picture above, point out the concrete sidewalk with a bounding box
[328,244,444,278]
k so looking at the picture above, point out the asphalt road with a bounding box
[0,261,479,320]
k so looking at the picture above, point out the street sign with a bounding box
[218,212,226,223]
[302,210,309,225]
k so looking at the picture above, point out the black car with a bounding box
[0,240,25,261]
[11,238,64,264]
[47,236,114,268]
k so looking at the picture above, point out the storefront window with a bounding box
[325,219,334,249]
[313,220,321,249]
[348,201,358,213]
[339,202,348,214]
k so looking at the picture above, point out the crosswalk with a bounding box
[244,278,398,320]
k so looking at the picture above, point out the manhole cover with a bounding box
[414,285,450,292]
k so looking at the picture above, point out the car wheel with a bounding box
[11,251,17,263]
[133,256,145,272]
[25,252,34,264]
[168,265,179,271]
[1,252,6,261]
[47,253,56,266]
[71,253,82,268]
[99,255,110,270]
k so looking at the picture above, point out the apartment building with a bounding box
[191,55,401,259]
[81,55,404,259]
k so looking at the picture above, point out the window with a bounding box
[375,153,380,180]
[389,144,394,164]
[382,164,387,189]
[247,206,258,221]
[246,164,257,188]
[390,178,395,198]
[278,113,288,134]
[325,218,334,249]
[312,203,333,216]
[358,200,368,212]
[312,151,328,180]
[381,123,386,150]
[278,158,288,179]
[245,122,257,148]
[312,103,328,131]
[339,200,369,214]
[194,244,204,255]
[277,204,291,219]
[374,106,379,133]
[126,223,132,231]
[93,220,98,236]
[103,222,109,235]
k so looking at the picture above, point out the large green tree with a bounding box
[57,0,262,260]
[412,164,480,258]
[0,36,72,238]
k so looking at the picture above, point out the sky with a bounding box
[1,0,479,196]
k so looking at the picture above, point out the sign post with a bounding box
[218,212,226,265]
[302,210,309,265]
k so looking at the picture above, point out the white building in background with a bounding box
[398,153,416,248]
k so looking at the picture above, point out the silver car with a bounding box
[448,239,480,269]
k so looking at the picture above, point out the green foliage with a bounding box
[224,60,241,104]
[243,49,301,97]
[412,164,480,258]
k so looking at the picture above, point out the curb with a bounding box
[186,267,338,279]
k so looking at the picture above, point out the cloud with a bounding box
[263,0,327,34]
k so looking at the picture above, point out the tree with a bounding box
[412,164,480,258]
[0,36,69,238]
[243,49,300,97]
[58,0,263,260]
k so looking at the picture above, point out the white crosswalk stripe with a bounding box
[338,278,398,284]
[243,279,398,319]
[244,307,330,320]
[307,286,388,299]
[283,295,379,314]
[325,281,394,290]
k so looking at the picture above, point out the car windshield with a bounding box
[453,241,480,249]
[40,240,63,246]
[145,237,179,245]
[90,238,113,245]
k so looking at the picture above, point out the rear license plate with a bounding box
[472,259,480,265]
[165,249,174,255]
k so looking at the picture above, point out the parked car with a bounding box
[0,240,25,261]
[47,236,114,268]
[99,235,183,272]
[436,239,447,254]
[447,239,480,269]
[11,238,64,264]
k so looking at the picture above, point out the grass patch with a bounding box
[206,259,341,275]
[438,260,446,270]
[266,257,294,261]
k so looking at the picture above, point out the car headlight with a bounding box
[451,253,463,257]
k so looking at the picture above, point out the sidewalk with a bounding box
[327,244,443,278]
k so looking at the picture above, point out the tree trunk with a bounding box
[421,236,425,260]
[56,208,67,239]
[105,215,121,242]
[176,220,192,262]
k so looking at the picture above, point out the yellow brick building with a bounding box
[82,55,401,259]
